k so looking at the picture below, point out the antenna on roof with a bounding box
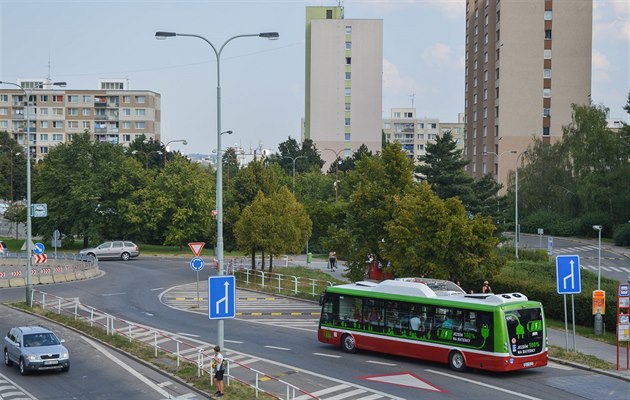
[409,91,415,108]
[47,54,51,81]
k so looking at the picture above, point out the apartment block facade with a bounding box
[383,108,464,163]
[304,6,383,168]
[0,79,160,160]
[464,0,592,188]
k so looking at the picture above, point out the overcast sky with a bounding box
[1,0,628,155]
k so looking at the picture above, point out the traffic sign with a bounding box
[33,254,47,264]
[556,255,581,294]
[188,242,205,257]
[547,236,554,256]
[208,276,236,320]
[32,203,47,217]
[190,257,204,272]
[33,242,45,255]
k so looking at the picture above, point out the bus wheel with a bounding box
[341,334,357,353]
[448,351,467,372]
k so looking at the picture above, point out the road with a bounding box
[1,257,628,399]
[0,303,206,399]
[518,233,630,283]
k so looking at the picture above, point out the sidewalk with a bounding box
[547,327,630,381]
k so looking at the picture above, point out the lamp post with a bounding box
[593,225,602,290]
[156,30,279,351]
[483,150,517,181]
[283,155,306,194]
[161,139,188,165]
[132,150,162,169]
[324,148,344,201]
[515,150,528,260]
[0,80,66,306]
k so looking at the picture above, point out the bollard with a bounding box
[594,311,603,335]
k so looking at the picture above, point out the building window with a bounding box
[345,88,351,96]
[40,121,48,129]
[0,107,7,115]
[345,102,351,111]
[39,95,48,102]
[53,108,63,115]
[544,69,552,78]
[545,29,552,40]
[484,88,488,100]
[40,133,48,141]
[544,49,552,59]
[496,29,500,42]
[484,52,488,62]
[543,88,551,97]
[496,67,499,79]
[53,133,63,141]
[496,87,499,98]
[123,96,131,103]
[83,95,91,103]
[123,121,131,129]
[345,118,351,126]
[83,108,91,116]
[67,121,78,128]
[484,107,488,118]
[345,41,351,50]
[135,109,146,116]
[135,96,146,104]
[52,95,63,103]
[484,70,488,81]
[68,108,78,116]
[83,121,91,129]
[430,123,437,129]
[53,121,63,128]
[484,33,488,44]
[404,112,413,118]
[68,95,78,103]
[543,127,550,136]
[346,57,351,65]
[495,106,499,117]
[485,14,489,25]
[0,94,7,102]
[496,48,500,60]
[543,108,551,117]
[345,72,351,80]
[123,108,131,116]
[345,26,352,34]
[326,9,332,19]
[345,133,351,141]
[0,121,7,129]
[39,108,48,115]
[544,10,552,20]
[135,121,145,129]
[474,94,477,104]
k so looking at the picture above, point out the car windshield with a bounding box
[23,333,60,347]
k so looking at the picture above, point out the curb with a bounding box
[548,356,630,382]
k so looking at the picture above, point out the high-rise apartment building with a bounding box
[304,6,383,168]
[464,0,592,188]
[0,79,160,160]
[383,108,464,164]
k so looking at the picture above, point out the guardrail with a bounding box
[234,268,334,299]
[31,289,318,399]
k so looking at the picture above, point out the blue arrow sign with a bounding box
[33,242,45,255]
[208,276,236,320]
[556,255,581,294]
[190,257,204,272]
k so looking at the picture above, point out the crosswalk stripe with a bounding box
[293,384,351,400]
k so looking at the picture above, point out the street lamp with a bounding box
[283,155,306,194]
[483,150,517,181]
[162,139,187,165]
[515,150,528,259]
[132,150,162,169]
[324,148,345,201]
[0,80,66,306]
[593,225,602,290]
[156,30,279,351]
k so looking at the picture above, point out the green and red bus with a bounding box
[318,278,547,372]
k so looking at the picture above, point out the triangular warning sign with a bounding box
[357,372,444,392]
[188,242,205,257]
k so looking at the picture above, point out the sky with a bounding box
[1,0,628,156]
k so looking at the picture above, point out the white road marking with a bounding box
[101,292,126,296]
[426,369,542,399]
[81,336,172,398]
[176,332,201,338]
[224,339,243,344]
[151,287,165,291]
[366,360,397,366]
[0,373,38,399]
[313,352,342,358]
[264,345,291,351]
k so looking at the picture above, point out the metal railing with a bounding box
[234,268,334,298]
[31,289,318,399]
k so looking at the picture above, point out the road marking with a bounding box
[81,336,172,398]
[313,352,342,358]
[0,373,39,399]
[224,339,243,344]
[265,345,291,351]
[366,360,397,366]
[177,332,201,338]
[101,292,126,296]
[426,369,542,399]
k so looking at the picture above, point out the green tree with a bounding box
[0,131,26,202]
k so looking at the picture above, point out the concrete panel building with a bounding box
[464,0,592,189]
[0,79,160,160]
[304,6,383,168]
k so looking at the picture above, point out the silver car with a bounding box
[79,240,139,261]
[4,326,70,375]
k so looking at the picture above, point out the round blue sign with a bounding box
[190,257,204,272]
[33,242,45,255]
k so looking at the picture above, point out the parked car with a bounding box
[4,326,70,375]
[0,203,8,215]
[79,240,139,261]
[0,240,6,256]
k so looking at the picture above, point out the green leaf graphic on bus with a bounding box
[437,328,453,340]
[527,320,542,332]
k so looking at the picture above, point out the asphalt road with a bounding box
[1,257,628,400]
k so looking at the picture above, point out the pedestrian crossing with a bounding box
[580,264,630,273]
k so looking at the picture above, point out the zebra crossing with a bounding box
[549,245,630,273]
[0,375,35,400]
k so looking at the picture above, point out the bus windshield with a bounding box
[505,308,544,356]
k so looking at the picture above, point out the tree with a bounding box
[274,136,324,175]
[0,131,26,202]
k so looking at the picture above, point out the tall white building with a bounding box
[303,6,383,168]
[464,0,592,189]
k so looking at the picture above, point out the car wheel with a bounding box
[19,358,28,375]
[121,252,130,261]
[448,351,467,372]
[87,252,96,259]
[341,333,357,353]
[4,349,12,366]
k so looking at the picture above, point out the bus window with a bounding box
[505,308,544,356]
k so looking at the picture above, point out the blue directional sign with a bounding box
[208,276,236,320]
[190,257,204,272]
[556,255,581,294]
[33,242,45,255]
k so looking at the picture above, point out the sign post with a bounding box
[188,242,206,309]
[617,283,629,371]
[556,255,581,351]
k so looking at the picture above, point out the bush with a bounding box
[575,212,610,238]
[613,224,630,246]
[493,260,618,329]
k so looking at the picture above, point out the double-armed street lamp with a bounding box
[323,148,345,201]
[283,155,306,194]
[132,149,163,169]
[0,80,66,306]
[515,150,528,260]
[155,30,279,351]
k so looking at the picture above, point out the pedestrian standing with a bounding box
[482,280,493,294]
[212,345,225,397]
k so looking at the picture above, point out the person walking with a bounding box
[212,345,225,397]
[328,251,337,271]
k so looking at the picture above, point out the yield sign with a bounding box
[188,242,205,257]
[357,372,445,392]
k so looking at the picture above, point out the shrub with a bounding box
[613,224,630,246]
